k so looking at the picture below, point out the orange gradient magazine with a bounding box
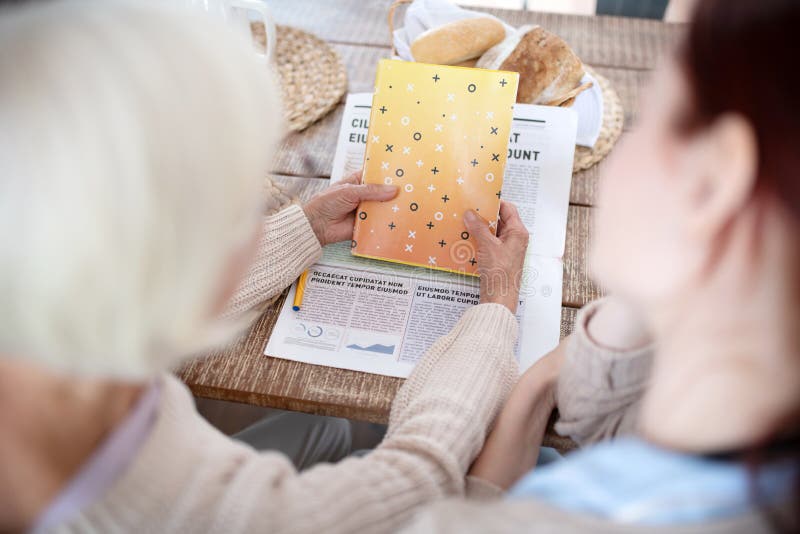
[352,59,519,275]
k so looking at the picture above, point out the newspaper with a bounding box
[265,93,577,377]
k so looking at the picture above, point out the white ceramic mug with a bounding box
[179,0,276,63]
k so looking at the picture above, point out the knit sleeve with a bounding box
[65,306,518,533]
[224,204,322,316]
[554,298,654,445]
[232,303,520,534]
[398,496,611,534]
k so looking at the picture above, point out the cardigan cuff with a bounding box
[225,205,322,317]
[456,303,519,345]
[567,298,654,390]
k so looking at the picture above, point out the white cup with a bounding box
[179,0,276,64]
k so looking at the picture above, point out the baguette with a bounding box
[411,17,505,65]
[453,58,478,68]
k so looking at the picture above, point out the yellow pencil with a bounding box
[292,270,309,311]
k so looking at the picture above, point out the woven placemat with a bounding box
[573,66,624,173]
[263,175,296,216]
[251,23,348,132]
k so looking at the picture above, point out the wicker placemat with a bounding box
[573,66,624,173]
[262,175,296,216]
[251,23,348,132]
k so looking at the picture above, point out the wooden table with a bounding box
[179,0,684,448]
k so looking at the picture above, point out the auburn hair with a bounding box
[682,0,800,219]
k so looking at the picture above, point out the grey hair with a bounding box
[0,0,283,377]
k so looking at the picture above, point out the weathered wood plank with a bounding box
[269,0,685,70]
[563,204,605,307]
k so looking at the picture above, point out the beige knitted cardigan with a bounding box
[50,205,520,533]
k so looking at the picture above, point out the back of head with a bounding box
[683,0,800,219]
[0,0,283,378]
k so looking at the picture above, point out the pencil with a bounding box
[292,270,309,311]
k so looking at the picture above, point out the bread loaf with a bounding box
[453,58,478,68]
[411,17,505,66]
[477,25,586,106]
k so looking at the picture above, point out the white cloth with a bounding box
[392,0,604,147]
[573,71,604,147]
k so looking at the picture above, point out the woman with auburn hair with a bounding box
[404,0,800,531]
[0,1,531,532]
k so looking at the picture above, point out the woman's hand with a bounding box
[303,171,398,247]
[464,200,529,313]
[469,341,566,490]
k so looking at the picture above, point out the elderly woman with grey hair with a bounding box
[0,1,532,532]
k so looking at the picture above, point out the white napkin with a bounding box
[392,0,603,148]
[573,72,604,147]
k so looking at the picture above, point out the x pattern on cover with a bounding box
[353,59,519,275]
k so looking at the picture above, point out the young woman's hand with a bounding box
[469,342,566,490]
[303,171,398,247]
[464,200,529,313]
